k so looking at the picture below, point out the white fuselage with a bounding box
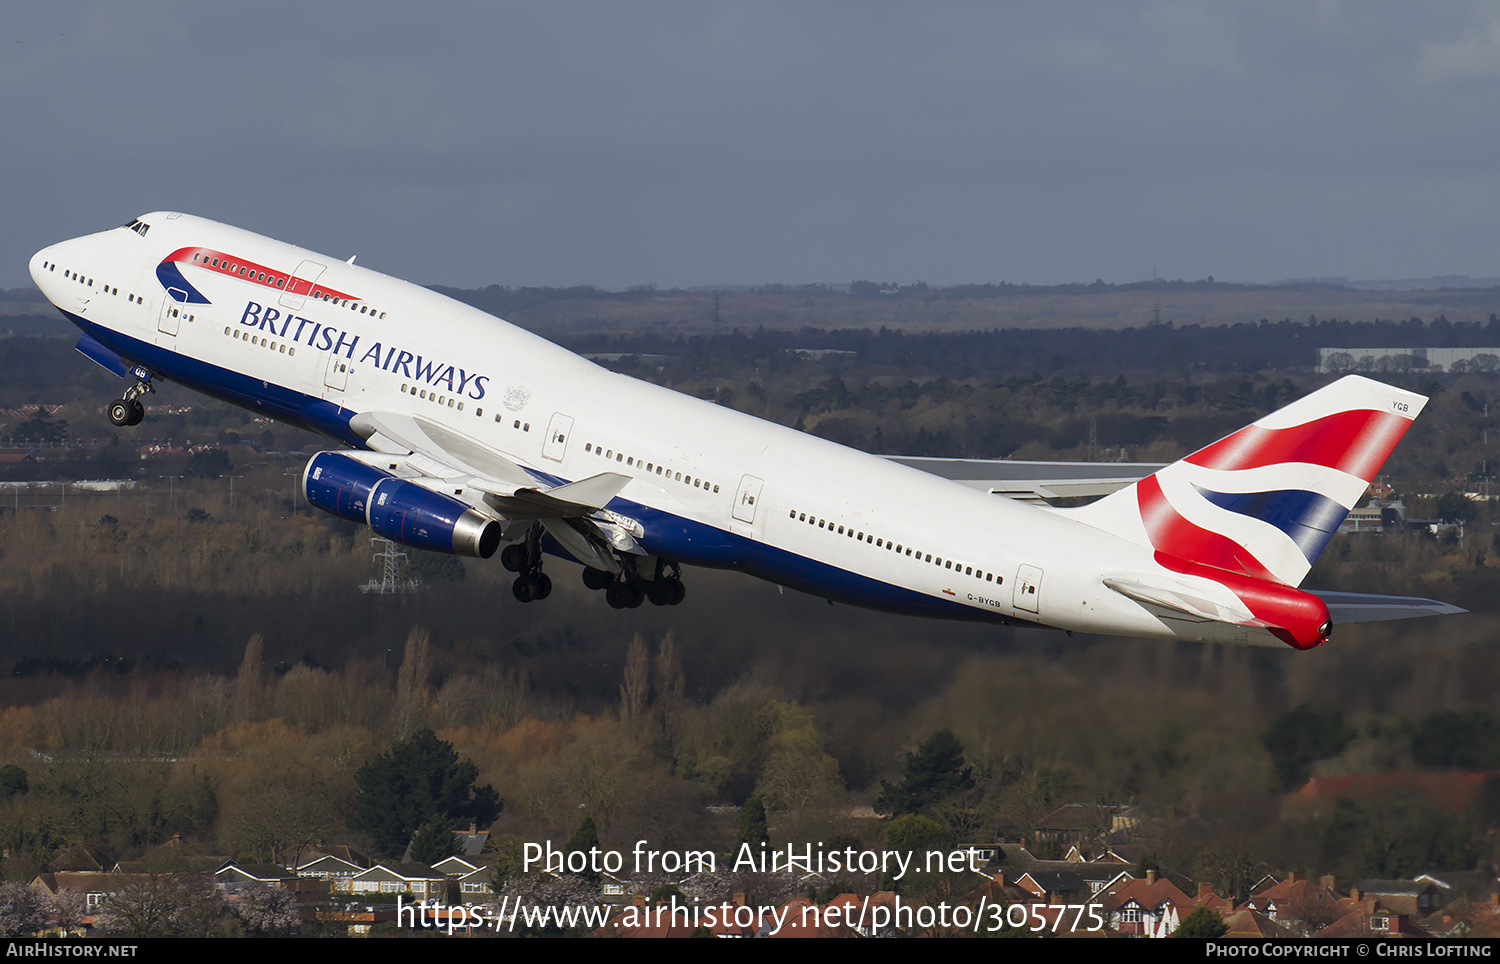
[30,212,1184,639]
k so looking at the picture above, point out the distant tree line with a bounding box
[556,317,1500,380]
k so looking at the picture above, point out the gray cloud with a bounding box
[6,2,1500,290]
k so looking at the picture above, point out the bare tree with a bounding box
[392,628,433,741]
[620,634,649,723]
[218,784,336,864]
[231,634,268,723]
[654,632,686,746]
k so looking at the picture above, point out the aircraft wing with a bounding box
[1310,591,1467,623]
[352,410,631,508]
[885,456,1167,504]
[348,410,641,571]
[351,411,538,488]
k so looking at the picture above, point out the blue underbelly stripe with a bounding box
[64,310,1011,625]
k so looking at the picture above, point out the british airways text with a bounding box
[239,301,489,399]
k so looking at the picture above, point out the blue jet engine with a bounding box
[301,451,501,558]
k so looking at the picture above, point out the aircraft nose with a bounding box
[30,237,81,292]
[29,244,56,288]
[28,242,67,303]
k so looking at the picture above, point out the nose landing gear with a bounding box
[107,368,156,427]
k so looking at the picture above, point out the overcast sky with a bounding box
[8,2,1500,290]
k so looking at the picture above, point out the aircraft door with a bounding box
[542,413,574,462]
[732,474,765,524]
[1014,564,1043,614]
[324,354,350,393]
[156,287,187,346]
[281,260,326,311]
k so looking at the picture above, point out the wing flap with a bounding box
[482,472,632,520]
[539,517,620,573]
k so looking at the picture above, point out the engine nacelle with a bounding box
[302,451,501,558]
[367,477,501,558]
[303,451,393,523]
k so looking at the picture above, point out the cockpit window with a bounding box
[123,218,150,237]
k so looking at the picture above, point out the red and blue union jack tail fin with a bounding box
[1071,375,1425,589]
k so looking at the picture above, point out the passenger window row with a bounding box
[582,443,721,494]
[401,383,465,412]
[787,508,1004,586]
[190,252,387,320]
[223,325,296,356]
[44,262,131,300]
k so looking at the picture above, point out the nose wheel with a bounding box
[108,397,145,427]
[107,369,156,426]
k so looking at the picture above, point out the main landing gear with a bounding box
[501,526,687,609]
[107,371,155,427]
[588,558,686,610]
[502,525,552,603]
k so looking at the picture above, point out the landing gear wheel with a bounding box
[606,581,642,610]
[512,575,537,603]
[501,543,528,573]
[582,567,612,591]
[669,580,686,606]
[646,582,674,606]
[109,370,157,428]
[533,573,552,600]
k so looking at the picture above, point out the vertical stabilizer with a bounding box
[1067,375,1425,587]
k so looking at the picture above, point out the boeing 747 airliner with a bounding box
[29,213,1462,648]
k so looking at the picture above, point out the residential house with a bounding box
[1097,870,1193,937]
[1245,872,1355,933]
[1314,905,1432,939]
[1353,879,1443,918]
[350,863,447,902]
[297,854,365,893]
[214,862,313,895]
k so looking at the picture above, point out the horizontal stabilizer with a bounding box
[887,456,1164,503]
[1311,591,1467,623]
